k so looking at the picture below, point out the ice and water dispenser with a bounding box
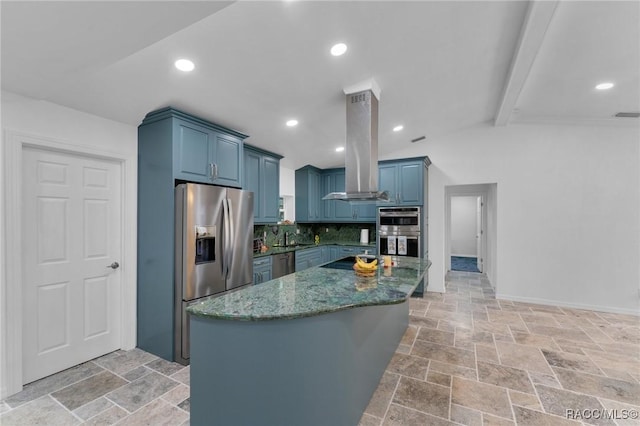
[195,226,216,264]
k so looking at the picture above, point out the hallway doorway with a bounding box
[445,184,497,289]
[450,195,482,273]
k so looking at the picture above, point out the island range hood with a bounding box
[322,82,390,203]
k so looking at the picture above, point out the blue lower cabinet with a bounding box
[338,246,377,258]
[328,246,340,262]
[295,247,323,271]
[253,256,272,284]
[321,246,330,264]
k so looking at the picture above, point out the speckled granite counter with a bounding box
[188,257,430,321]
[189,256,430,426]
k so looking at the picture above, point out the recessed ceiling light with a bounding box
[393,125,404,132]
[330,43,348,56]
[286,119,298,127]
[335,146,345,152]
[174,59,195,72]
[595,82,614,90]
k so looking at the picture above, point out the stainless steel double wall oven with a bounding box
[377,207,421,258]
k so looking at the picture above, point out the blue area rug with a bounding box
[451,256,480,273]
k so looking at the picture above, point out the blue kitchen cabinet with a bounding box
[244,145,282,224]
[352,204,377,221]
[173,116,244,188]
[329,246,341,262]
[320,168,376,223]
[338,245,376,258]
[253,256,273,284]
[321,173,334,220]
[295,246,323,271]
[378,157,430,206]
[137,107,248,361]
[321,246,330,264]
[321,169,351,221]
[295,166,322,222]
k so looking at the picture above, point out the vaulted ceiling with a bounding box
[2,1,638,169]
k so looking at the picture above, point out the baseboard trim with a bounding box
[496,293,640,317]
[451,254,477,258]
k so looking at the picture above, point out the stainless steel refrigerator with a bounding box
[174,183,254,364]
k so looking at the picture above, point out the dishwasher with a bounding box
[272,252,295,279]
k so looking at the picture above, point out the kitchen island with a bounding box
[187,257,430,426]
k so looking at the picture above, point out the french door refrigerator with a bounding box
[174,183,254,364]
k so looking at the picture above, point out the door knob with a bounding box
[107,262,120,270]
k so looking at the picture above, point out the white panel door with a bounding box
[22,147,122,383]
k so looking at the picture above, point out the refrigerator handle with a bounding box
[222,198,230,278]
[226,198,235,280]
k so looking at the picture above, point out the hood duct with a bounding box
[322,86,389,203]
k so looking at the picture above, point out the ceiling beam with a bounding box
[494,0,559,126]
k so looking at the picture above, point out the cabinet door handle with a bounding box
[211,163,219,180]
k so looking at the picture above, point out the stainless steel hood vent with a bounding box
[323,86,389,203]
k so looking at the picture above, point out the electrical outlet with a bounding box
[325,228,329,233]
[296,228,300,234]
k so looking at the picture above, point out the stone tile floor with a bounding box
[360,271,640,426]
[1,271,638,425]
[1,349,191,425]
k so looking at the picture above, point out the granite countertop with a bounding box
[253,241,377,258]
[187,257,431,321]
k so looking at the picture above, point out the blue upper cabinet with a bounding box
[317,168,376,223]
[322,169,352,221]
[174,119,243,187]
[213,133,243,188]
[139,107,247,187]
[244,145,282,224]
[296,158,429,221]
[295,166,322,222]
[378,163,398,204]
[174,121,212,181]
[378,157,430,206]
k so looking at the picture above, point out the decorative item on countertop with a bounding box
[353,255,378,277]
[314,234,320,245]
[355,275,377,291]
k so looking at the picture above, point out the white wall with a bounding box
[451,196,478,257]
[385,121,640,315]
[0,91,139,397]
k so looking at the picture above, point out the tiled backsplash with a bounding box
[254,223,376,247]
